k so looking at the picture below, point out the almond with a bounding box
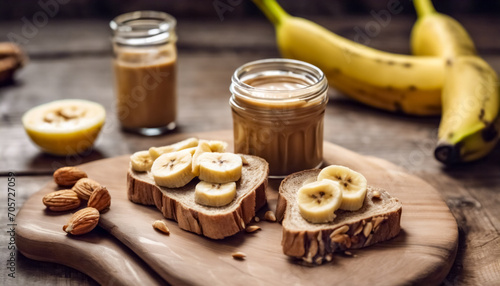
[245,225,261,233]
[264,210,276,222]
[0,42,27,84]
[87,186,111,212]
[42,189,81,211]
[232,252,246,260]
[72,178,100,200]
[152,220,170,235]
[63,207,100,235]
[54,167,87,187]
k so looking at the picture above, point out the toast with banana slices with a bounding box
[276,169,402,264]
[127,154,268,239]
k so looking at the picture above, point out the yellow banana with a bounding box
[328,69,441,115]
[411,0,476,59]
[411,0,500,163]
[252,0,445,115]
[437,57,499,162]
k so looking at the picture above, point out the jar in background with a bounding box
[110,11,177,136]
[230,58,328,178]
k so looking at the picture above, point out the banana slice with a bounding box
[192,141,212,176]
[22,99,105,156]
[130,150,154,172]
[194,181,237,207]
[151,150,195,188]
[207,140,229,152]
[297,180,343,224]
[149,137,199,160]
[183,147,197,156]
[317,165,368,211]
[197,152,242,184]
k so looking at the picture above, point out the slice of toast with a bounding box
[276,169,402,264]
[127,154,269,239]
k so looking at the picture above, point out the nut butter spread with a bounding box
[230,59,328,177]
[110,11,177,135]
[113,46,177,129]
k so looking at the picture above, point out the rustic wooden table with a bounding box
[1,15,499,285]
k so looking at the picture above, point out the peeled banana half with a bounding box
[22,99,106,156]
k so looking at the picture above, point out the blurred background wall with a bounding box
[1,0,499,21]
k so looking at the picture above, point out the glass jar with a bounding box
[230,58,328,178]
[110,11,177,136]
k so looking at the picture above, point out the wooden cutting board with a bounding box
[16,131,458,285]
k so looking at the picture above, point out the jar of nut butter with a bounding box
[110,11,177,136]
[230,58,328,178]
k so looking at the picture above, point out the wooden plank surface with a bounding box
[1,16,499,285]
[16,136,458,285]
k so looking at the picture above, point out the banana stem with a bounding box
[414,0,436,18]
[252,0,289,26]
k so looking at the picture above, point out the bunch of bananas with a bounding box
[253,0,499,164]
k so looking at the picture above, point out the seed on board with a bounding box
[245,225,261,233]
[372,190,381,199]
[232,252,246,260]
[264,210,276,222]
[152,220,170,235]
[254,216,260,222]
